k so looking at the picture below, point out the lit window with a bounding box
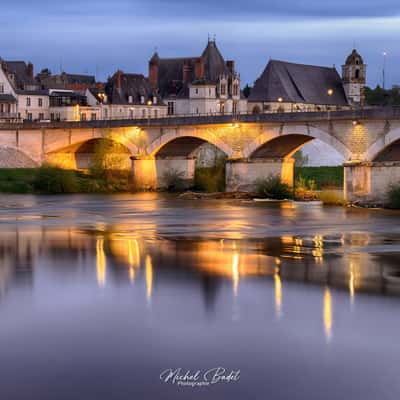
[81,113,86,121]
[91,113,97,121]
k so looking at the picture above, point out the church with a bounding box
[148,39,247,116]
[248,49,366,114]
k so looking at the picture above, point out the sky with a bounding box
[1,0,400,88]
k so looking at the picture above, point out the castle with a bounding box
[0,44,366,122]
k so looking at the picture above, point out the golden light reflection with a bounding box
[96,237,106,288]
[349,262,355,304]
[232,252,240,295]
[323,287,333,342]
[145,255,153,302]
[274,267,282,318]
[127,239,140,282]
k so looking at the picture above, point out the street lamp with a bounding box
[327,89,334,96]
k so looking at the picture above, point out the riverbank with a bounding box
[0,167,131,194]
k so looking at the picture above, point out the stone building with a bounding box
[0,60,49,121]
[37,70,96,91]
[248,49,366,114]
[101,70,167,120]
[342,49,366,105]
[148,39,247,116]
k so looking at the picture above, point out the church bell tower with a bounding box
[342,49,366,106]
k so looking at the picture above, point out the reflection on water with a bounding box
[1,194,400,399]
[1,224,400,338]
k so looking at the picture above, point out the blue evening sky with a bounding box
[1,0,399,87]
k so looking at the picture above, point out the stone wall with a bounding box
[0,147,38,168]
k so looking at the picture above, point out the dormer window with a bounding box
[220,84,226,96]
[140,96,145,104]
[153,96,157,104]
[128,95,133,103]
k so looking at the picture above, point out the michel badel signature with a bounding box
[160,367,240,387]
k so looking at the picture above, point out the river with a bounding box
[0,193,400,399]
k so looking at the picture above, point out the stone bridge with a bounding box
[1,107,400,202]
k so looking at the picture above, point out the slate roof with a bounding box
[155,40,233,98]
[105,72,162,105]
[249,60,349,106]
[2,61,37,89]
[0,94,17,103]
[38,72,96,89]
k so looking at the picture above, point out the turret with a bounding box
[342,49,366,106]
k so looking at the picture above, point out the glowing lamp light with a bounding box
[147,100,153,106]
[327,89,334,96]
[277,97,283,103]
[352,120,359,126]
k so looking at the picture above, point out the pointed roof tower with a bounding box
[201,39,230,82]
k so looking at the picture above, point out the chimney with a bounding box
[195,58,204,80]
[27,62,34,79]
[226,60,235,74]
[182,60,191,84]
[116,70,122,90]
[149,58,159,88]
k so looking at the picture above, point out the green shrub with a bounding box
[388,184,400,209]
[294,175,318,201]
[33,166,80,193]
[254,175,293,199]
[162,169,186,192]
[319,190,347,206]
[194,164,225,192]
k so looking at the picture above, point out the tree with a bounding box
[243,84,252,98]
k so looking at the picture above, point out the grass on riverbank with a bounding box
[0,167,131,194]
[295,166,343,189]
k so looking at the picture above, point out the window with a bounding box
[232,102,237,114]
[220,84,226,96]
[0,104,3,113]
[140,96,145,104]
[81,113,86,121]
[142,109,146,118]
[50,113,54,121]
[196,108,199,114]
[104,108,108,119]
[153,96,157,105]
[220,102,225,114]
[209,88,212,96]
[355,69,360,79]
[167,101,174,115]
[7,104,10,113]
[27,113,32,121]
[129,109,134,119]
[26,97,31,107]
[195,88,198,94]
[39,113,44,120]
[91,113,97,121]
[128,95,133,104]
[38,98,43,107]
[0,84,4,93]
[233,84,239,96]
[154,109,158,118]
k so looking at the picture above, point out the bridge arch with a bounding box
[46,138,134,170]
[146,130,233,158]
[243,126,351,160]
[366,126,400,162]
[0,146,39,167]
